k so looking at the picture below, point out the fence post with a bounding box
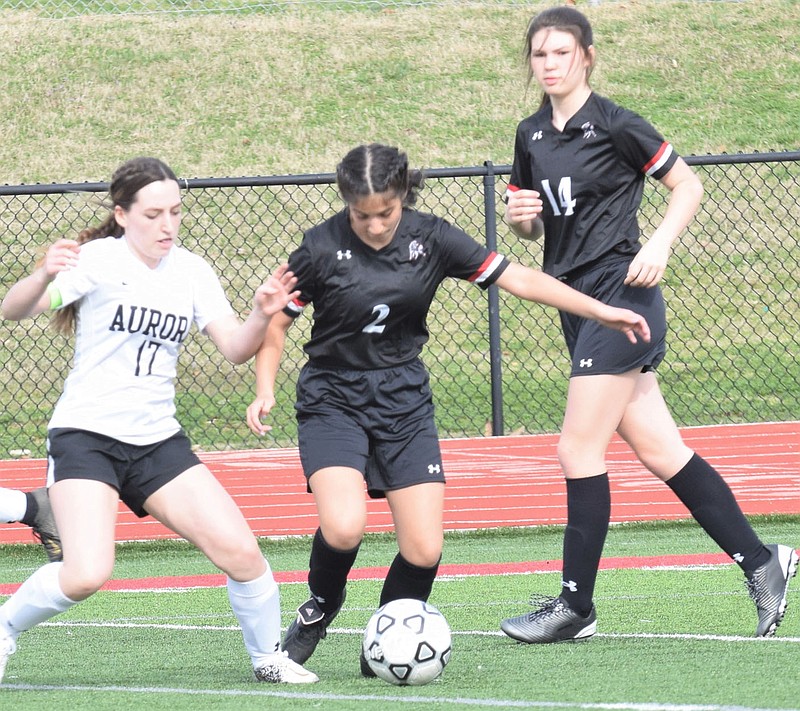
[483,161,504,436]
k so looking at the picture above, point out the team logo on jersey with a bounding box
[408,240,426,261]
[337,249,352,260]
[530,130,543,142]
[581,122,597,140]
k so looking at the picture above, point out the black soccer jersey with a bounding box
[284,208,509,369]
[507,92,679,280]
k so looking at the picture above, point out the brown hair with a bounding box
[51,157,178,335]
[524,6,595,109]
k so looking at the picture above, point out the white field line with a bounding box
[2,681,798,711]
[38,619,800,645]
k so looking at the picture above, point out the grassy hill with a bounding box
[1,0,798,184]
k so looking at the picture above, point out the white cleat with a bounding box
[254,650,319,684]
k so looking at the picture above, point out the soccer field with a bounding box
[1,520,798,710]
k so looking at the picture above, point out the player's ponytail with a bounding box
[50,157,179,335]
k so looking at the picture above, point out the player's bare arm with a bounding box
[246,311,293,435]
[495,262,650,344]
[625,158,703,287]
[1,239,80,320]
[504,189,545,241]
[205,265,298,365]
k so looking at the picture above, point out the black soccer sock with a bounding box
[560,473,611,617]
[666,453,769,574]
[379,553,440,606]
[19,491,39,527]
[307,528,360,613]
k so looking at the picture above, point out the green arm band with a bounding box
[47,284,63,310]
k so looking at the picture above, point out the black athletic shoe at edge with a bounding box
[501,595,597,644]
[281,589,346,664]
[28,488,63,563]
[746,543,798,637]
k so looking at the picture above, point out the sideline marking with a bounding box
[2,682,798,711]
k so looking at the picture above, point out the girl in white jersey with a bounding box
[0,157,318,684]
[500,7,797,644]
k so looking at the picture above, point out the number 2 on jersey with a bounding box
[363,304,389,334]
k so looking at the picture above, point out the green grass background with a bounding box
[0,2,798,706]
[1,0,799,454]
[1,1,798,182]
[1,518,799,710]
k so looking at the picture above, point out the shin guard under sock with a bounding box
[666,453,769,574]
[307,528,359,613]
[560,473,610,617]
[380,553,440,606]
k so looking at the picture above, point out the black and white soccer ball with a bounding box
[362,598,452,686]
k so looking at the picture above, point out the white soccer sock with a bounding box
[0,487,28,523]
[226,558,282,666]
[0,562,78,640]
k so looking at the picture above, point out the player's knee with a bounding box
[635,445,694,480]
[214,536,266,580]
[556,435,583,472]
[321,527,364,552]
[319,515,366,551]
[400,539,443,569]
[61,561,113,600]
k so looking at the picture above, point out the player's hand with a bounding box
[253,263,299,317]
[624,239,671,287]
[246,394,277,435]
[598,305,651,344]
[505,189,543,236]
[42,239,80,279]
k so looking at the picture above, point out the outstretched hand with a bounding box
[246,394,276,436]
[599,305,651,344]
[253,263,300,318]
[43,239,80,279]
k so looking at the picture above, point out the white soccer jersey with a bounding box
[47,236,234,444]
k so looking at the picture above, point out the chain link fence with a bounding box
[1,151,798,457]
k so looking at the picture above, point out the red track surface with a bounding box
[1,421,797,546]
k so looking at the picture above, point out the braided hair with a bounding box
[336,144,424,207]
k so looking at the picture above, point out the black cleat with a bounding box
[27,488,63,563]
[501,596,596,644]
[746,543,798,637]
[281,589,346,664]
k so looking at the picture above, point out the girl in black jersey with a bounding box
[0,157,318,685]
[246,142,651,677]
[501,6,797,644]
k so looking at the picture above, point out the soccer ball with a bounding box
[362,598,452,686]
